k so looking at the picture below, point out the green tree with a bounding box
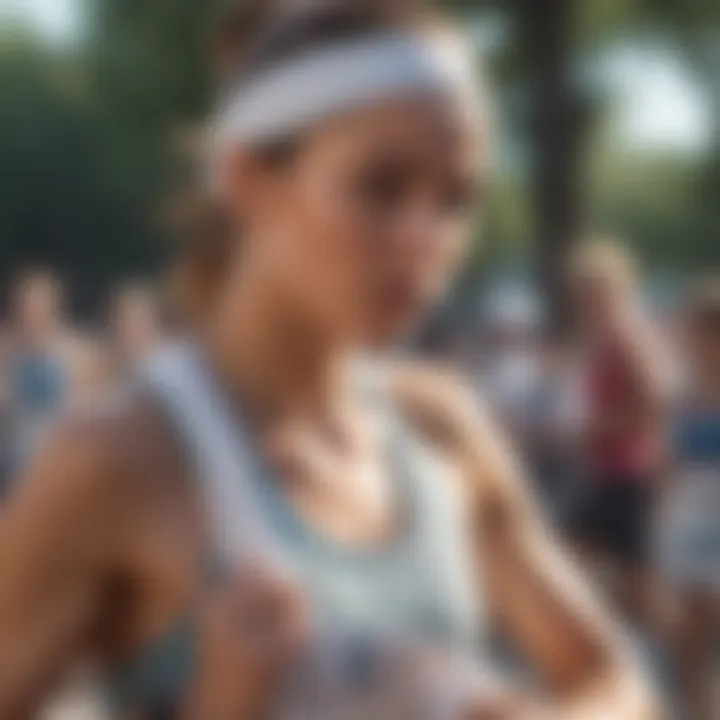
[449,0,720,319]
[1,0,718,317]
[0,37,149,311]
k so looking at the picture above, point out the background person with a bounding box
[521,332,584,521]
[0,268,101,485]
[107,281,166,375]
[567,239,671,627]
[660,278,720,720]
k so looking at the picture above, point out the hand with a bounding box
[184,565,309,720]
[462,683,540,720]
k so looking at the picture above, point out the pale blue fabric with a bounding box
[107,345,483,715]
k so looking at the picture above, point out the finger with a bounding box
[242,607,310,696]
[226,569,309,651]
[463,691,534,720]
[238,591,309,654]
[237,578,306,627]
[230,561,282,594]
[231,561,300,603]
[262,605,311,663]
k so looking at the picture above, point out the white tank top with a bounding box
[143,343,494,719]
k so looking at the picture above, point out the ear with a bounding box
[216,145,290,227]
[214,146,252,212]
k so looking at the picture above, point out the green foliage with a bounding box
[0,40,148,310]
[0,0,717,317]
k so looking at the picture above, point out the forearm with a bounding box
[550,664,660,720]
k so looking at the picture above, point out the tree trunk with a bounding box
[516,0,590,333]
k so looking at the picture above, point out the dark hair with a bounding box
[172,0,436,323]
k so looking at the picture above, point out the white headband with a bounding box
[210,32,481,151]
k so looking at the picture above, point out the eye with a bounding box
[355,162,413,213]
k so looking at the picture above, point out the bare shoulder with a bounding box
[387,360,485,450]
[387,360,523,512]
[11,391,186,553]
[386,359,514,454]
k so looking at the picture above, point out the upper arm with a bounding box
[0,418,130,716]
[617,324,673,414]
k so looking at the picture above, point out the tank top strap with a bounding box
[348,357,483,646]
[142,343,284,571]
[349,356,465,524]
[144,345,483,644]
[133,346,487,715]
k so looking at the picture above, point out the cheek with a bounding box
[270,181,374,326]
[267,172,472,341]
[301,184,367,287]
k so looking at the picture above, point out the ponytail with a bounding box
[167,191,237,327]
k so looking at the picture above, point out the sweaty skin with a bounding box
[393,366,658,720]
[0,362,658,719]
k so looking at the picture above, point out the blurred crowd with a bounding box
[1,238,718,718]
[422,240,719,717]
[0,269,166,485]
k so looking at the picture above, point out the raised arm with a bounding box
[0,420,128,717]
[598,319,674,438]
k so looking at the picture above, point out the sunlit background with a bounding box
[1,0,718,323]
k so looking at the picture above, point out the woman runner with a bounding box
[0,2,657,718]
[567,239,670,627]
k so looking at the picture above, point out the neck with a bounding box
[203,266,349,423]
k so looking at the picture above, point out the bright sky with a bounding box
[1,0,713,155]
[598,45,712,154]
[0,0,81,43]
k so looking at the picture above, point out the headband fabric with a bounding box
[210,32,481,150]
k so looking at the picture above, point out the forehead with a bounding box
[298,95,488,177]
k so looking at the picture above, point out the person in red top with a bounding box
[567,238,671,625]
